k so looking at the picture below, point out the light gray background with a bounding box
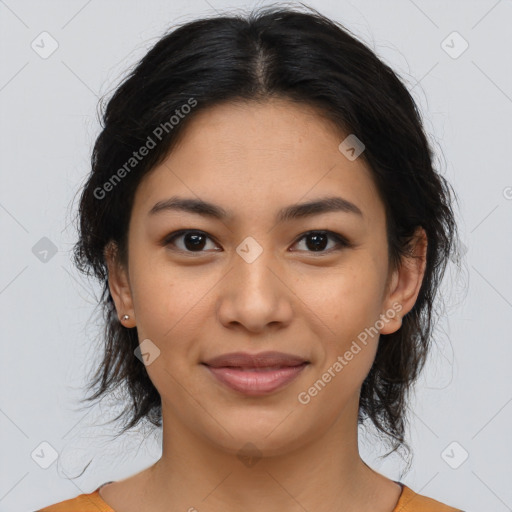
[1,1,511,511]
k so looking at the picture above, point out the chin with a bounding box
[200,413,312,459]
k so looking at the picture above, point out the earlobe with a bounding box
[380,227,427,335]
[104,241,136,327]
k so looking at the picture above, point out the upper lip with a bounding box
[202,351,309,368]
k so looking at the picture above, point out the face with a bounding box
[106,98,425,457]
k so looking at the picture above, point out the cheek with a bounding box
[295,257,385,384]
[128,252,217,363]
[303,258,385,333]
[294,268,383,414]
[128,262,207,397]
[127,246,181,340]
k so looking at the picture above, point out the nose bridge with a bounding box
[233,234,277,295]
[217,234,292,331]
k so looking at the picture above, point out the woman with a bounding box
[38,4,464,511]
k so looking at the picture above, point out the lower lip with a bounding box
[203,363,308,395]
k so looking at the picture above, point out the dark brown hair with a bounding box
[72,3,459,468]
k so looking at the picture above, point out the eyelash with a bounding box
[162,229,351,255]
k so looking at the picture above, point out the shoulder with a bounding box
[395,484,465,512]
[35,488,114,512]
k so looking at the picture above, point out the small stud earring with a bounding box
[122,314,130,321]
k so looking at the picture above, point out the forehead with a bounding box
[172,98,348,162]
[132,98,385,227]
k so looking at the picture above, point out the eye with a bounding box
[291,230,350,254]
[163,230,220,253]
[163,229,350,255]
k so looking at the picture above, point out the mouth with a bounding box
[202,351,309,368]
[201,352,310,395]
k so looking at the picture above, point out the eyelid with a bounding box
[291,230,352,252]
[162,229,351,254]
[162,229,220,252]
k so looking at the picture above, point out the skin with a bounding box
[102,98,427,512]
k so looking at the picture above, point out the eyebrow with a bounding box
[148,195,363,222]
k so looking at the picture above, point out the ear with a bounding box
[379,227,427,335]
[104,241,136,328]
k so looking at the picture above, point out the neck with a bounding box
[141,397,399,512]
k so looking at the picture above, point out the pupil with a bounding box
[185,233,206,251]
[307,233,327,251]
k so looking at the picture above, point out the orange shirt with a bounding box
[36,481,464,511]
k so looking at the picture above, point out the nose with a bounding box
[216,245,294,334]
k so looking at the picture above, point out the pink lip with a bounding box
[203,350,308,368]
[202,351,310,396]
[204,363,309,395]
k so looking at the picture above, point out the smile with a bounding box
[202,363,309,396]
